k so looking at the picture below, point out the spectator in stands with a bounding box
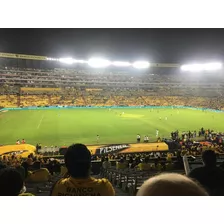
[21,160,29,179]
[50,143,115,196]
[188,150,224,196]
[130,156,141,169]
[102,157,111,170]
[0,162,6,170]
[0,168,24,196]
[26,154,33,166]
[137,173,208,196]
[137,157,150,171]
[128,156,134,168]
[1,156,8,165]
[47,159,61,175]
[116,158,127,170]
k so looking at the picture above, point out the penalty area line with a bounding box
[37,115,44,129]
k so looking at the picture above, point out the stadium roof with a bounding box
[0,52,179,68]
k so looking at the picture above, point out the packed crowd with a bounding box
[1,66,224,109]
[1,143,224,196]
[1,89,224,109]
[169,128,224,155]
[1,67,224,89]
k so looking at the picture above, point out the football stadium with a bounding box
[1,50,224,196]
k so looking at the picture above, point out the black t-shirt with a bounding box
[189,166,224,196]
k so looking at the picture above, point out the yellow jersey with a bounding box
[26,168,51,182]
[137,163,150,171]
[116,162,127,170]
[50,177,115,196]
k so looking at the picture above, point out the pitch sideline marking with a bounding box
[37,115,44,129]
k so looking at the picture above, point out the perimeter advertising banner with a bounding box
[95,144,130,155]
[0,144,36,158]
[59,143,169,155]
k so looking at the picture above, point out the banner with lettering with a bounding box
[95,144,130,155]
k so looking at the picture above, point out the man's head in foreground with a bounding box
[137,173,208,196]
[64,143,91,178]
[0,168,24,196]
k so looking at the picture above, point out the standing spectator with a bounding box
[21,139,26,144]
[50,144,115,196]
[36,143,39,153]
[188,150,224,195]
[137,134,141,143]
[146,136,149,143]
[96,135,100,143]
[102,157,111,170]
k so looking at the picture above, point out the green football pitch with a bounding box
[0,108,224,146]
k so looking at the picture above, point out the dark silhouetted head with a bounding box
[202,150,216,167]
[64,144,91,178]
[0,168,24,196]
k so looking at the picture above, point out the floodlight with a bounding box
[181,62,223,72]
[88,58,111,68]
[204,62,222,70]
[112,61,131,67]
[59,58,74,64]
[132,61,150,69]
[181,64,204,72]
[73,59,87,64]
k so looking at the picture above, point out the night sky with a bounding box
[0,29,224,63]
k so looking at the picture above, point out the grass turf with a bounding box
[0,108,224,146]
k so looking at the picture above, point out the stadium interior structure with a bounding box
[1,53,224,196]
[0,53,224,110]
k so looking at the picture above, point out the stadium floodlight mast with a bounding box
[132,61,150,69]
[88,58,111,68]
[48,56,151,69]
[181,62,223,72]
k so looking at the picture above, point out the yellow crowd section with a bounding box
[21,87,61,92]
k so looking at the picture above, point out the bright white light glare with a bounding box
[132,61,150,69]
[181,62,223,72]
[181,64,203,72]
[204,63,222,70]
[112,61,131,67]
[46,57,58,61]
[88,58,111,68]
[59,58,74,64]
[73,59,87,64]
